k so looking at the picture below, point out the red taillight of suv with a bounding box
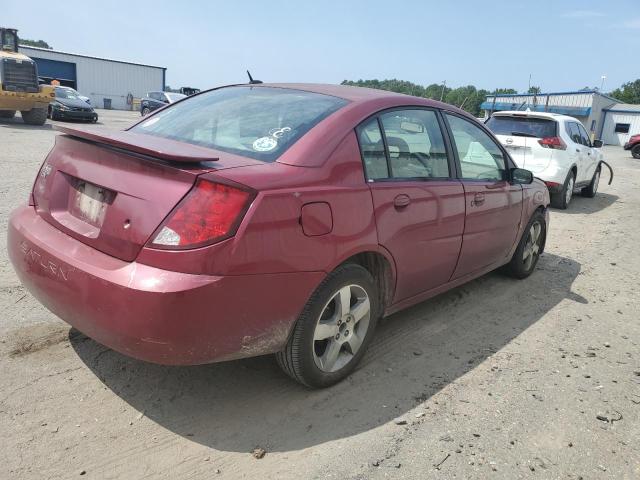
[149,179,254,249]
[538,137,567,150]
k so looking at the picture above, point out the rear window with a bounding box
[486,115,557,139]
[132,86,348,162]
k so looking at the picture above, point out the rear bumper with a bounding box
[530,164,569,193]
[8,206,323,365]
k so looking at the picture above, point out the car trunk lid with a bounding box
[33,128,261,262]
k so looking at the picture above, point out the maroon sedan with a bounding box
[8,84,550,387]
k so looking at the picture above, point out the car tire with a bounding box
[505,210,546,279]
[550,170,575,209]
[20,108,48,126]
[276,263,380,388]
[0,110,16,119]
[581,166,601,198]
[141,107,150,116]
[632,144,640,159]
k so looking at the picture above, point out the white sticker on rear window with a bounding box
[253,136,278,152]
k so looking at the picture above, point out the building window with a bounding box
[615,123,631,134]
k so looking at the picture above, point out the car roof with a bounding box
[252,83,460,110]
[491,110,578,122]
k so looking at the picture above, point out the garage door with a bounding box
[30,57,77,89]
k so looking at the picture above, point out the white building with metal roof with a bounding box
[600,103,640,146]
[18,45,166,111]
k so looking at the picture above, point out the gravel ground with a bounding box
[0,110,638,480]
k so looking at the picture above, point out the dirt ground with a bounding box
[0,110,638,480]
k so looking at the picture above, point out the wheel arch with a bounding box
[332,248,397,314]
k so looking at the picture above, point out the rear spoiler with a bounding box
[53,125,219,163]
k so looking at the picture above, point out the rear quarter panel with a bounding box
[136,132,385,276]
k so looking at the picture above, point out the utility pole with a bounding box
[600,75,607,91]
[440,80,446,101]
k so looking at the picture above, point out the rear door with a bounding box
[575,122,598,182]
[357,108,465,303]
[444,113,523,279]
[565,121,587,180]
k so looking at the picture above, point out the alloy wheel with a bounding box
[312,284,371,373]
[522,221,543,271]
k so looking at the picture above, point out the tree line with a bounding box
[341,79,640,116]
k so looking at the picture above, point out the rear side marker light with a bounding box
[544,181,561,188]
[149,179,254,249]
[538,136,567,150]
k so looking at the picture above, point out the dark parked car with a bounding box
[8,84,549,388]
[48,87,97,122]
[140,91,186,115]
[623,134,640,158]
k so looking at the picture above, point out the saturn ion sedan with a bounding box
[8,84,550,388]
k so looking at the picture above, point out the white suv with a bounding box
[486,111,604,209]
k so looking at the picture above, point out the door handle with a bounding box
[575,148,580,152]
[588,151,591,155]
[393,194,411,208]
[472,192,485,207]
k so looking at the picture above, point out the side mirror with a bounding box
[592,139,603,148]
[511,168,533,185]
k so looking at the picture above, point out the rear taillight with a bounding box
[31,161,52,207]
[149,179,254,249]
[538,136,566,150]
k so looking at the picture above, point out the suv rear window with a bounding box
[486,115,557,139]
[132,86,348,162]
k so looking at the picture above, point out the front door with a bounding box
[357,109,466,303]
[443,113,524,279]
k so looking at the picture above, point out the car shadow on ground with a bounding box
[0,117,53,131]
[552,192,618,215]
[70,252,583,453]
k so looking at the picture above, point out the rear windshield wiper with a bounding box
[510,131,538,138]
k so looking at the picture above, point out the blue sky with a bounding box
[4,0,638,93]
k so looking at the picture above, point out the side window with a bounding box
[379,109,450,178]
[576,123,592,147]
[565,122,582,145]
[357,118,389,180]
[445,114,506,181]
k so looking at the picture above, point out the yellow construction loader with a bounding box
[0,27,54,125]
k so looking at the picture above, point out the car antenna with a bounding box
[246,70,263,84]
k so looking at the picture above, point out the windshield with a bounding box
[1,31,17,51]
[486,115,557,138]
[165,93,186,102]
[132,86,348,162]
[55,87,82,100]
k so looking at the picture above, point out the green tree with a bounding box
[528,86,541,94]
[493,88,518,94]
[19,38,52,49]
[609,79,640,103]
